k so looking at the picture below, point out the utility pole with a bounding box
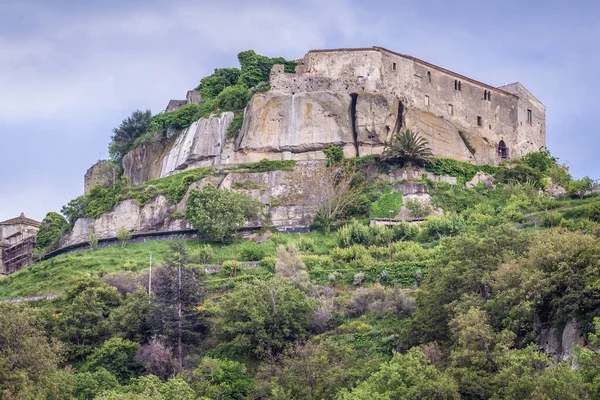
[146,252,154,299]
[177,247,183,371]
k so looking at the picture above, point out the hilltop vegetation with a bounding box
[5,146,600,398]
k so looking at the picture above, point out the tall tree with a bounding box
[151,241,206,371]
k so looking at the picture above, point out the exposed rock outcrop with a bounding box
[537,319,585,363]
[465,171,495,189]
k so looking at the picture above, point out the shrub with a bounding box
[404,198,430,219]
[369,190,403,219]
[191,245,214,265]
[347,283,416,318]
[35,212,69,253]
[260,256,277,271]
[222,260,241,276]
[301,255,334,271]
[323,145,345,166]
[296,236,315,253]
[237,159,297,172]
[424,157,496,183]
[353,273,366,286]
[495,164,544,188]
[216,84,250,111]
[337,220,371,247]
[117,229,132,248]
[420,214,466,239]
[391,221,420,241]
[239,241,267,261]
[269,233,288,245]
[541,212,565,227]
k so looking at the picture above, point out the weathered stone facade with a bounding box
[165,89,201,112]
[84,160,119,194]
[0,213,40,274]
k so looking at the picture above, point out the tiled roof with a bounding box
[0,213,41,227]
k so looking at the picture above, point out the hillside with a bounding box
[5,145,600,398]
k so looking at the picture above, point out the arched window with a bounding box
[484,90,488,100]
[427,71,431,83]
[488,92,491,102]
[454,80,458,90]
[498,140,508,160]
[458,81,462,91]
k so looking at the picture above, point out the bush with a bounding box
[337,220,372,247]
[108,109,152,163]
[391,221,420,241]
[420,214,466,239]
[222,260,241,275]
[353,272,366,286]
[301,255,334,271]
[541,212,565,227]
[296,236,315,253]
[260,256,277,271]
[35,212,69,253]
[370,191,403,219]
[323,145,345,166]
[191,245,214,265]
[424,157,496,183]
[85,338,142,384]
[347,283,416,318]
[495,164,544,188]
[216,84,250,111]
[239,241,267,261]
[237,159,297,172]
[404,198,430,219]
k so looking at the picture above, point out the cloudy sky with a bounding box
[1,0,598,222]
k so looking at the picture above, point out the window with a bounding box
[498,140,508,159]
[458,81,462,91]
[448,104,454,115]
[425,95,430,106]
[427,71,431,83]
[527,109,532,123]
[392,62,397,71]
[454,80,462,91]
[477,116,483,126]
[454,80,458,90]
[488,92,491,102]
[483,90,492,101]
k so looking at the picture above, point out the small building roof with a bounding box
[0,213,41,227]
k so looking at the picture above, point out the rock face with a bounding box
[465,171,495,189]
[64,167,315,246]
[122,113,234,185]
[84,161,119,194]
[235,92,357,161]
[537,319,585,363]
[120,47,546,187]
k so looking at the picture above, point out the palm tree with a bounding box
[382,129,433,166]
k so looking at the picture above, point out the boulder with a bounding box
[466,171,495,189]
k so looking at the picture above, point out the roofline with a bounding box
[306,46,520,99]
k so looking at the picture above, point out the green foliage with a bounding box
[0,303,66,399]
[186,357,255,399]
[109,109,152,163]
[218,278,313,357]
[383,129,434,166]
[186,184,263,242]
[196,67,241,99]
[301,255,334,271]
[239,241,267,261]
[85,337,142,383]
[89,230,99,250]
[424,158,497,184]
[323,145,345,166]
[191,244,215,265]
[495,164,544,188]
[369,190,403,218]
[419,214,466,240]
[216,84,250,111]
[85,184,119,218]
[237,49,297,88]
[338,348,460,399]
[296,236,316,252]
[568,176,594,199]
[117,229,132,248]
[74,368,120,400]
[521,150,557,173]
[236,158,297,172]
[97,375,196,399]
[35,211,69,253]
[226,111,244,140]
[404,198,431,219]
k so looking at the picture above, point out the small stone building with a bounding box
[0,213,40,275]
[165,89,202,112]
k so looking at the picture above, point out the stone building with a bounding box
[120,46,545,184]
[165,89,202,112]
[0,213,40,275]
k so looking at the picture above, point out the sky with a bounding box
[1,0,599,222]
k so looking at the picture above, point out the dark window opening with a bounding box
[527,109,532,123]
[498,140,508,159]
[458,81,462,91]
[448,104,454,115]
[454,80,458,90]
[484,90,487,100]
[477,116,483,126]
[488,92,491,101]
[392,62,397,71]
[427,71,431,82]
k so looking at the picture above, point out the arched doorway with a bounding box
[498,140,508,160]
